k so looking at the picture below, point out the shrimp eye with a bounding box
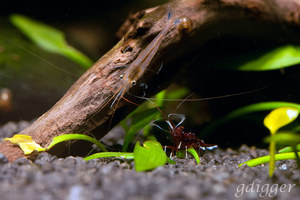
[120,74,124,79]
[176,17,193,34]
[131,80,137,85]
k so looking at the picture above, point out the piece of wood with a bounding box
[1,0,300,162]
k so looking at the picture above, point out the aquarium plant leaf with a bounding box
[264,107,299,134]
[10,14,93,68]
[84,152,134,161]
[166,158,176,164]
[237,45,300,71]
[264,132,300,145]
[187,147,200,164]
[279,144,300,153]
[134,140,167,172]
[165,87,190,101]
[239,152,300,167]
[154,90,167,107]
[265,132,300,167]
[122,108,160,152]
[201,102,300,137]
[176,148,200,164]
[264,107,299,177]
[3,134,46,155]
[47,134,108,152]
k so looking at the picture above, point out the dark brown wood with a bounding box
[1,0,300,162]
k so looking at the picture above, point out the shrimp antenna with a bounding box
[144,97,176,133]
[175,92,193,111]
[144,97,167,121]
[132,84,270,102]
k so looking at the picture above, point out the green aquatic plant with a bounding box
[133,140,167,172]
[3,133,173,171]
[3,133,108,154]
[263,107,299,177]
[120,107,160,152]
[201,101,300,137]
[235,45,300,71]
[10,14,93,68]
[239,106,300,177]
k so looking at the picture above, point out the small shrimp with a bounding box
[153,113,217,158]
[110,8,174,108]
[145,97,217,158]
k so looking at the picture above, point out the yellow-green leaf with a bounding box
[264,107,299,134]
[134,140,167,172]
[3,134,46,155]
[187,147,200,164]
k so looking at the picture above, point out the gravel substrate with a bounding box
[0,121,299,200]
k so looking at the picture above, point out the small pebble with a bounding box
[0,153,8,164]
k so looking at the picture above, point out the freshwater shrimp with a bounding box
[146,95,218,158]
[109,9,174,108]
[161,113,217,158]
[146,97,217,158]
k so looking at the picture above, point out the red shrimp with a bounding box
[152,112,217,158]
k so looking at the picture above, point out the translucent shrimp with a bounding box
[110,9,174,108]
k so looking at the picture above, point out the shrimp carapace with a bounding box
[110,8,175,108]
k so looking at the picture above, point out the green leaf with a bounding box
[176,150,185,158]
[122,108,160,152]
[166,158,176,164]
[201,102,300,136]
[154,90,166,107]
[84,152,134,161]
[176,148,200,164]
[239,152,300,167]
[134,140,167,172]
[187,148,200,164]
[165,87,190,100]
[47,134,108,152]
[10,14,93,68]
[279,144,300,153]
[237,45,300,71]
[263,107,299,177]
[264,132,300,145]
[264,107,299,134]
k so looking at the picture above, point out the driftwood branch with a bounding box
[1,0,300,162]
